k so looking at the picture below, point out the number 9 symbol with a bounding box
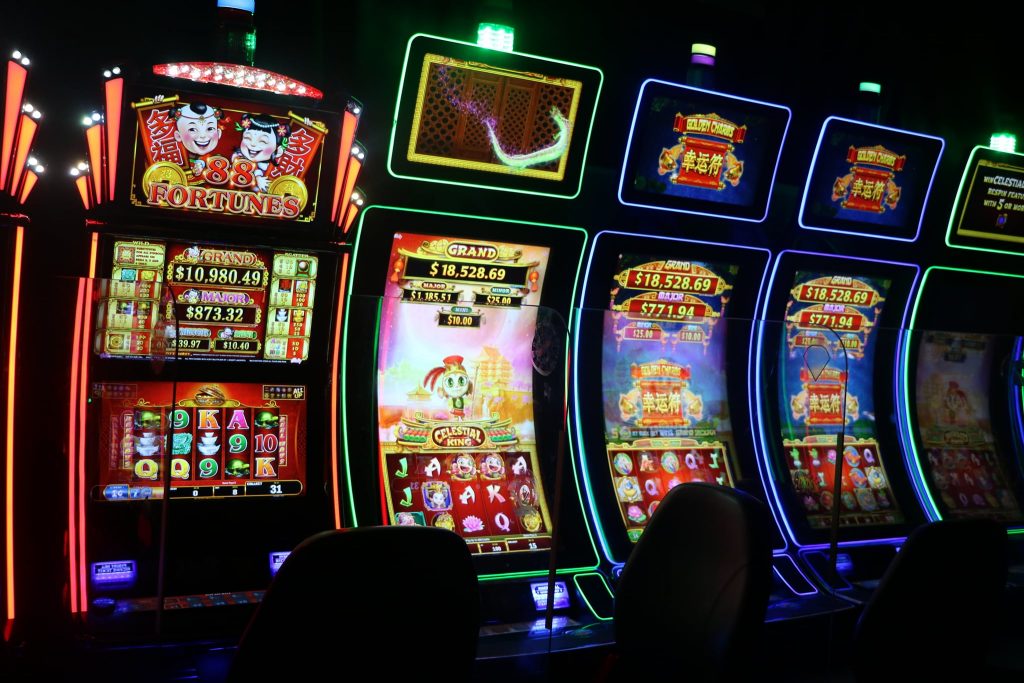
[172,409,190,429]
[199,458,219,479]
[229,434,248,453]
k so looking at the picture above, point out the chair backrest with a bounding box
[228,526,480,682]
[614,482,773,679]
[852,518,1007,679]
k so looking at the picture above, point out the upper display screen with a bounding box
[948,146,1024,255]
[375,232,554,555]
[799,117,944,241]
[914,332,1021,521]
[130,90,327,223]
[602,255,738,542]
[618,79,791,222]
[389,34,603,198]
[777,271,903,528]
[95,240,319,362]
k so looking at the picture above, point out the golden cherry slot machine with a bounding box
[64,50,364,638]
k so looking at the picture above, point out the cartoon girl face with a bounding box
[239,128,278,163]
[443,370,470,398]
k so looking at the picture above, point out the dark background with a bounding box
[4,0,1023,637]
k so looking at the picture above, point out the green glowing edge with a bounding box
[572,571,614,621]
[945,145,1024,257]
[900,265,1024,533]
[341,204,601,579]
[386,33,605,200]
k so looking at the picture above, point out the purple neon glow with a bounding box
[617,78,792,223]
[753,250,920,550]
[530,580,571,611]
[690,54,715,66]
[91,560,136,586]
[269,551,290,577]
[797,115,945,242]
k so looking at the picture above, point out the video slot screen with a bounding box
[93,381,306,501]
[914,333,1021,521]
[777,271,903,528]
[602,255,738,541]
[95,240,318,362]
[389,35,602,198]
[619,79,790,221]
[376,232,554,555]
[949,146,1024,253]
[799,117,944,240]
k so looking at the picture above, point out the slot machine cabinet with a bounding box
[65,59,365,638]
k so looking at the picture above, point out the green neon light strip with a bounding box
[945,145,1024,256]
[387,33,604,200]
[341,205,600,579]
[901,265,1024,534]
[858,81,881,94]
[477,23,515,52]
[572,571,614,621]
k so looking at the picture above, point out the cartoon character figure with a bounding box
[233,113,291,192]
[423,355,473,420]
[172,103,223,177]
[943,380,971,424]
[182,289,202,304]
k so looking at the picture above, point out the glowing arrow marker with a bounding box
[486,107,571,169]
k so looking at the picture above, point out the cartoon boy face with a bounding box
[239,128,278,163]
[443,370,470,398]
[174,104,221,156]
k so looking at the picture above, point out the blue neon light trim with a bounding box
[617,78,792,223]
[797,116,945,243]
[771,556,818,597]
[753,250,919,550]
[572,230,779,564]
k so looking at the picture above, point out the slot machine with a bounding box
[573,75,832,618]
[64,47,365,638]
[0,47,44,639]
[900,144,1024,582]
[340,32,611,654]
[756,116,945,599]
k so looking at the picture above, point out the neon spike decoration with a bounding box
[798,116,945,242]
[152,62,323,100]
[753,250,920,550]
[1,53,44,205]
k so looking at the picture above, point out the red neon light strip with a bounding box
[152,62,323,100]
[0,61,27,192]
[17,171,36,205]
[5,226,24,625]
[74,177,91,210]
[67,280,85,613]
[343,203,359,234]
[9,116,36,197]
[86,125,103,205]
[104,78,122,201]
[339,157,362,228]
[330,253,349,529]
[332,111,358,223]
[77,234,98,612]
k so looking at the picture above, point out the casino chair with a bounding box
[851,518,1007,681]
[228,526,480,682]
[611,482,773,681]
